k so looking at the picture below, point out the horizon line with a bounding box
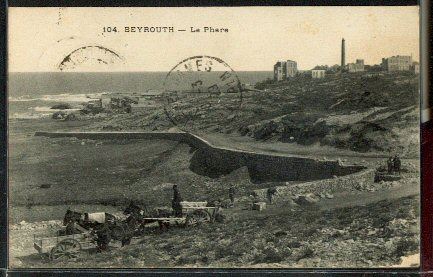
[8,70,276,74]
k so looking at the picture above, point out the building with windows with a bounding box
[286,60,297,78]
[347,59,365,73]
[381,55,412,71]
[274,61,285,81]
[274,60,298,81]
[311,69,326,79]
[411,62,420,74]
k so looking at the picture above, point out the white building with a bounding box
[274,60,298,81]
[311,70,326,79]
[412,62,420,74]
[381,55,412,71]
[348,59,365,73]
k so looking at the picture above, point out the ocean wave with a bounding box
[32,106,81,112]
[9,93,103,103]
[10,112,52,120]
[8,95,40,102]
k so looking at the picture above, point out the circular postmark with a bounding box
[58,45,125,71]
[163,56,243,130]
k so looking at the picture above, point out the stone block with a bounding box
[252,202,267,211]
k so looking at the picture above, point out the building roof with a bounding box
[385,55,412,59]
[275,60,297,65]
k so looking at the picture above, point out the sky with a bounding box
[8,6,419,72]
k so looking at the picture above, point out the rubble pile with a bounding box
[10,220,62,231]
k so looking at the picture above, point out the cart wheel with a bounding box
[185,210,211,226]
[50,238,82,261]
[110,225,125,241]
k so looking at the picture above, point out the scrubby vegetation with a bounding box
[20,195,418,268]
[89,71,419,155]
[9,71,421,268]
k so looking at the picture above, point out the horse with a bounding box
[123,201,151,217]
[123,201,159,233]
[123,201,173,232]
[63,209,116,234]
[61,208,137,250]
[92,202,152,249]
[96,220,136,248]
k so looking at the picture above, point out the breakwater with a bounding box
[35,131,366,183]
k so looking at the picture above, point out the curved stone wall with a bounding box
[35,131,366,183]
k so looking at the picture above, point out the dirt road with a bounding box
[9,171,420,268]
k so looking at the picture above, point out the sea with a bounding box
[8,71,273,120]
[7,71,273,223]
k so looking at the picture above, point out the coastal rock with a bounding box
[325,193,334,199]
[39,183,51,189]
[274,230,288,237]
[52,111,66,119]
[52,111,77,121]
[294,193,319,206]
[51,103,72,110]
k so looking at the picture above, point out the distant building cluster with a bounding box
[273,60,298,81]
[381,55,418,73]
[272,38,419,81]
[348,59,365,73]
[311,69,326,79]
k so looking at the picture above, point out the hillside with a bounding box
[88,71,419,156]
[9,71,421,268]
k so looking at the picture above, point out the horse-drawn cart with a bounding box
[35,201,221,260]
[142,201,220,228]
[182,201,220,226]
[34,215,136,261]
[34,230,94,261]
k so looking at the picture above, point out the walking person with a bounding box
[267,187,277,204]
[228,186,236,207]
[393,155,401,174]
[172,184,183,217]
[95,224,111,252]
[387,157,393,174]
[249,191,259,210]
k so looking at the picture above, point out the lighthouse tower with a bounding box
[341,38,346,72]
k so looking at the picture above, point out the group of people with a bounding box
[387,155,402,174]
[229,186,277,207]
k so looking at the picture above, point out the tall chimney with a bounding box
[341,38,345,71]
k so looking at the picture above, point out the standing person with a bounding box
[267,187,277,204]
[228,186,236,207]
[249,191,259,210]
[387,157,393,174]
[393,155,401,174]
[95,224,111,252]
[172,184,183,217]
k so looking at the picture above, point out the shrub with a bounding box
[295,246,314,261]
[393,237,419,258]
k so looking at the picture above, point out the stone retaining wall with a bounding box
[35,131,366,183]
[253,169,375,202]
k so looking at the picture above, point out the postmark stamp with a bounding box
[58,45,124,71]
[164,55,243,94]
[163,55,243,129]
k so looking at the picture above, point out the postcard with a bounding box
[7,6,420,268]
